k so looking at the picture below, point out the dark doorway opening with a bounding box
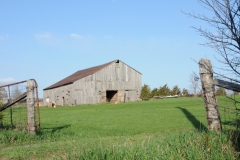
[106,90,117,103]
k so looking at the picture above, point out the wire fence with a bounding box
[200,73,240,149]
[213,75,240,132]
[0,81,40,131]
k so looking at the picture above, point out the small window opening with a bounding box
[115,60,119,68]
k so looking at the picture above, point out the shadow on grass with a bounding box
[176,107,206,131]
[37,124,71,135]
[176,107,240,151]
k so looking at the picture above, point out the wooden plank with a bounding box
[214,78,240,92]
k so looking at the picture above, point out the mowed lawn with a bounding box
[39,97,207,138]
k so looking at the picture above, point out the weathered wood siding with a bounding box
[43,84,74,106]
[43,61,142,105]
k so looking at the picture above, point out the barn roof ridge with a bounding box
[43,59,141,90]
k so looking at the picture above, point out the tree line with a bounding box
[140,84,189,99]
[140,84,234,100]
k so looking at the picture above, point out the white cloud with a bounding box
[70,34,83,39]
[0,78,17,86]
[35,33,52,39]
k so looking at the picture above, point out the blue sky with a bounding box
[0,0,221,97]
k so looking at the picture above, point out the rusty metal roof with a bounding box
[44,60,114,90]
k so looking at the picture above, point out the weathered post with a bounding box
[27,80,36,134]
[199,58,222,131]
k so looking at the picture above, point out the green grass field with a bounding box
[0,97,239,159]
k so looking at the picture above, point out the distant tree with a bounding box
[189,71,199,97]
[151,88,159,98]
[171,85,181,95]
[140,84,151,100]
[197,89,204,97]
[158,84,170,96]
[182,88,189,95]
[216,87,227,96]
[11,85,22,99]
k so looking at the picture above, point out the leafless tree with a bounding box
[186,1,239,132]
[11,85,22,99]
[189,71,200,96]
[186,0,240,77]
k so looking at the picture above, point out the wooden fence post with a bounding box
[199,58,222,131]
[27,80,36,134]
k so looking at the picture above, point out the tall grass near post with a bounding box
[217,95,240,151]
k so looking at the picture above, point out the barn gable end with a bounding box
[43,60,142,106]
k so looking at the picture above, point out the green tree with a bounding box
[140,84,151,100]
[158,84,170,96]
[151,88,159,98]
[171,85,181,96]
[216,87,226,96]
[182,88,189,95]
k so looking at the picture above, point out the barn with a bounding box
[43,60,142,106]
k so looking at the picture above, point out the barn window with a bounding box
[115,60,119,68]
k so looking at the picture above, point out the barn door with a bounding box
[106,90,118,103]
